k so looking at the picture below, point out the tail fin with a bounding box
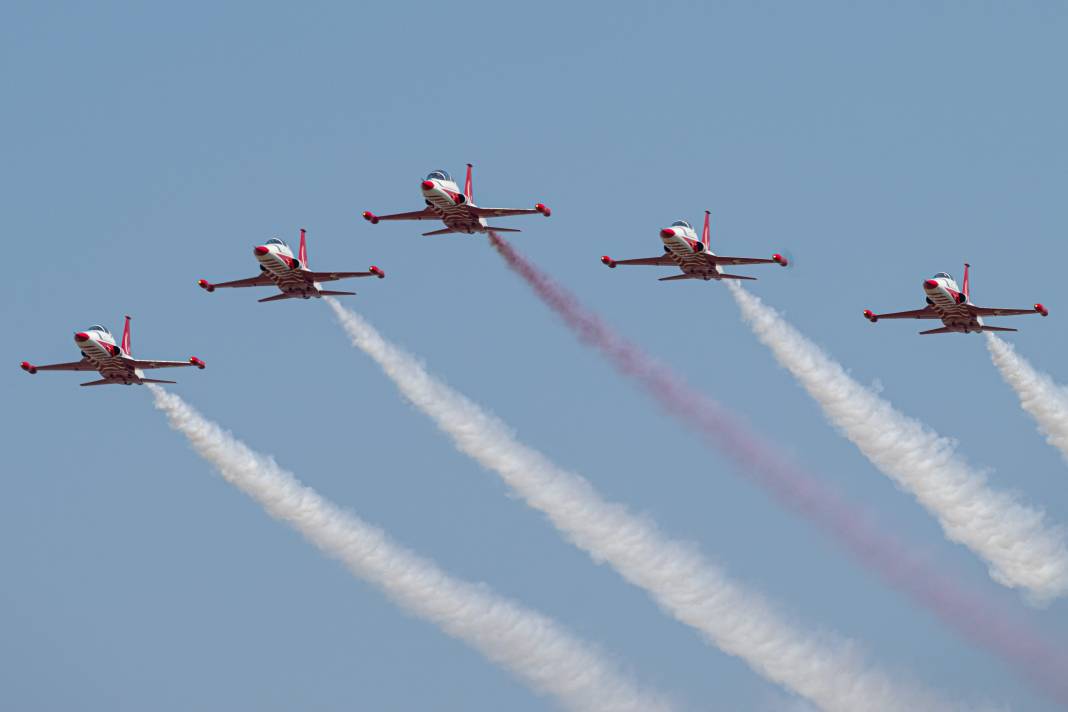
[121,315,132,355]
[702,210,710,251]
[464,163,473,203]
[962,262,970,301]
[299,228,308,268]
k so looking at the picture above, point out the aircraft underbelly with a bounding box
[267,267,317,297]
[931,297,978,332]
[428,196,481,234]
[665,240,716,279]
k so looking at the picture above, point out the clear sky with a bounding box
[2,2,1066,710]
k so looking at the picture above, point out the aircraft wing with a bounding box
[129,359,196,370]
[470,206,542,218]
[368,207,438,221]
[869,307,940,320]
[33,359,97,371]
[705,255,779,266]
[607,255,677,267]
[968,305,1043,317]
[211,274,274,289]
[306,270,379,282]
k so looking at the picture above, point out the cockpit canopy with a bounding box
[426,170,451,182]
[933,272,953,281]
[265,238,288,247]
[87,324,110,334]
[670,220,693,230]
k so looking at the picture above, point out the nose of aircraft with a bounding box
[923,279,939,289]
[74,332,90,342]
[660,228,675,239]
[254,245,270,256]
[421,180,435,191]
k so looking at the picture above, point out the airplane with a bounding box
[863,263,1049,334]
[600,210,788,281]
[20,316,206,386]
[197,228,385,302]
[361,164,551,236]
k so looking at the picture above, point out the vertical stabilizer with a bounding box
[963,262,971,301]
[464,163,474,203]
[121,315,132,355]
[702,210,711,251]
[299,228,308,268]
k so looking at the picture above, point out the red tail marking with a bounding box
[702,210,710,251]
[121,315,132,355]
[299,228,308,268]
[464,163,473,203]
[962,262,970,300]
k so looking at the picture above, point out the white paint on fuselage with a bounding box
[923,276,983,333]
[660,225,721,280]
[255,242,323,299]
[75,327,144,384]
[421,179,485,234]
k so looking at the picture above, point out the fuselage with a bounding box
[660,221,721,279]
[922,273,983,332]
[254,239,324,298]
[420,174,486,234]
[74,326,144,383]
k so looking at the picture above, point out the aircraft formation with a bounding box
[19,163,1050,386]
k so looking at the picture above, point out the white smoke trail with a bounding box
[728,283,1068,603]
[326,299,949,712]
[147,385,674,712]
[987,334,1068,466]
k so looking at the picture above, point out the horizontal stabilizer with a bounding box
[79,379,114,387]
[717,273,758,281]
[658,274,699,282]
[258,293,297,303]
[139,378,178,384]
[318,290,356,297]
[484,226,522,233]
[421,227,458,236]
[919,327,954,335]
[980,325,1019,333]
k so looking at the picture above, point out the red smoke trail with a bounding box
[488,231,1068,706]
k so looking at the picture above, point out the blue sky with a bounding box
[2,2,1066,709]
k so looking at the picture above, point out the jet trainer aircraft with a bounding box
[600,211,788,281]
[863,263,1049,334]
[20,316,206,386]
[198,228,384,302]
[362,164,551,236]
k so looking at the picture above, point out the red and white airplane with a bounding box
[863,263,1049,334]
[600,211,788,281]
[361,164,551,236]
[20,316,206,386]
[198,228,384,302]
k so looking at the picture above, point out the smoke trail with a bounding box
[987,333,1068,466]
[485,233,1068,705]
[326,300,950,712]
[727,283,1068,603]
[147,386,674,712]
